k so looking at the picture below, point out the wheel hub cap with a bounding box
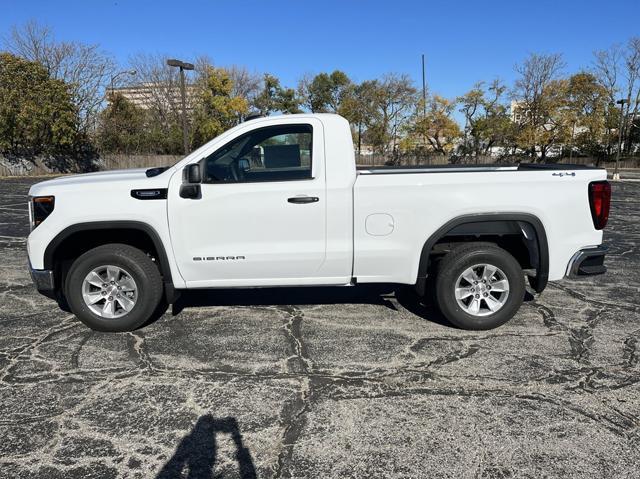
[81,265,138,319]
[454,263,510,317]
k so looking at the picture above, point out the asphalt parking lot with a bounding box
[0,175,639,479]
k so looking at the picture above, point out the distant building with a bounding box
[511,100,527,124]
[107,82,196,112]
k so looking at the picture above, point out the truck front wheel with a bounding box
[64,244,163,332]
[434,244,525,330]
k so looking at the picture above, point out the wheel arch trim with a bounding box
[43,221,174,287]
[416,213,549,293]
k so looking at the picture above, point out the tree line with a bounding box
[1,21,639,172]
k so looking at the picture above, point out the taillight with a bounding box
[30,196,55,229]
[588,181,611,230]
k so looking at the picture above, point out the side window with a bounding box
[203,124,313,183]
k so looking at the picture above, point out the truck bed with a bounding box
[352,162,606,285]
[356,163,602,175]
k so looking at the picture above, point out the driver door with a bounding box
[168,120,329,287]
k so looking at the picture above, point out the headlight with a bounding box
[30,196,55,229]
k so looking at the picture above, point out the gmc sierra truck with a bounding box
[27,114,611,332]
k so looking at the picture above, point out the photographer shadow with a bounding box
[156,415,256,479]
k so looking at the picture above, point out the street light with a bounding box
[110,70,137,99]
[614,98,627,181]
[167,59,194,155]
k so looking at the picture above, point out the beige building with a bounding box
[108,82,196,112]
[511,100,527,124]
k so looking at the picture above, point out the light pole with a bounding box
[614,98,627,181]
[569,118,576,162]
[421,54,427,118]
[167,59,194,155]
[421,54,428,164]
[110,70,137,100]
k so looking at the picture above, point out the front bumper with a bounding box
[566,245,607,278]
[29,262,56,298]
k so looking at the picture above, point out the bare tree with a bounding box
[623,37,640,152]
[227,66,262,107]
[377,73,417,157]
[512,53,565,159]
[297,73,315,112]
[593,45,623,102]
[514,53,565,108]
[593,38,640,154]
[593,45,624,156]
[3,20,115,133]
[126,53,186,126]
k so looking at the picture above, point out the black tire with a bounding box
[434,243,525,330]
[65,244,163,332]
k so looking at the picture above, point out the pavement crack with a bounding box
[126,331,154,370]
[278,305,313,374]
[623,330,640,367]
[549,282,639,313]
[274,378,312,479]
[530,302,563,331]
[568,326,594,362]
[273,305,315,478]
[0,315,77,383]
[428,343,481,368]
[70,331,94,370]
[515,392,638,440]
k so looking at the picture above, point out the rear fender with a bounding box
[415,213,549,295]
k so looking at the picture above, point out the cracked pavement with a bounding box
[0,176,639,478]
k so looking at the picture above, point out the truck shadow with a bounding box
[155,414,257,479]
[169,284,455,328]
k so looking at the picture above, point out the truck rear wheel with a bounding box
[64,244,163,332]
[434,244,525,330]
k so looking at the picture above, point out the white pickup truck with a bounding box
[27,114,611,332]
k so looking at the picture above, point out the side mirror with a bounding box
[181,164,202,199]
[186,164,201,183]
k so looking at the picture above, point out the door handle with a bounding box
[287,196,319,204]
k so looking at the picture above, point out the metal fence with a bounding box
[2,153,639,177]
[356,154,640,169]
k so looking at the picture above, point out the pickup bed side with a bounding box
[352,166,604,283]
